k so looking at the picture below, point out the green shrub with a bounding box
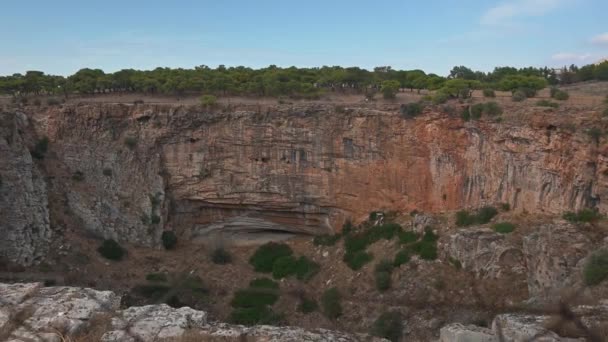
[381,80,401,99]
[321,287,342,319]
[229,306,283,326]
[421,228,439,242]
[398,231,419,244]
[493,222,516,234]
[432,92,449,104]
[97,239,125,261]
[133,284,170,299]
[145,273,168,282]
[393,250,410,267]
[249,278,279,290]
[294,256,320,281]
[343,251,373,270]
[231,288,279,308]
[249,242,293,273]
[550,87,559,97]
[298,297,318,313]
[72,171,85,182]
[483,102,503,116]
[200,94,218,106]
[461,107,471,121]
[400,102,424,118]
[124,137,137,149]
[410,241,437,260]
[342,220,354,235]
[161,231,177,250]
[500,203,510,211]
[151,214,161,224]
[30,137,49,160]
[211,247,232,264]
[563,209,602,223]
[46,98,61,106]
[536,100,559,108]
[471,103,484,120]
[375,271,391,292]
[512,91,526,102]
[448,257,462,269]
[477,206,498,224]
[344,234,369,254]
[483,89,496,98]
[553,90,569,101]
[456,210,476,226]
[583,250,608,286]
[375,259,394,273]
[272,256,298,279]
[102,168,112,176]
[371,311,403,342]
[313,234,341,246]
[587,127,603,143]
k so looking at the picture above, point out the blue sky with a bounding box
[1,0,606,76]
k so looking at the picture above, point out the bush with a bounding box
[375,271,391,292]
[432,92,449,105]
[448,257,462,269]
[381,80,401,99]
[563,209,602,223]
[97,239,125,261]
[410,240,437,260]
[343,250,373,270]
[211,247,232,264]
[500,203,510,211]
[46,98,61,106]
[371,312,403,342]
[151,214,161,224]
[512,91,526,102]
[393,249,410,267]
[483,102,503,116]
[400,102,424,118]
[456,210,476,226]
[550,87,559,98]
[470,103,484,120]
[133,284,170,299]
[313,234,341,246]
[272,256,298,279]
[231,288,279,308]
[583,250,608,286]
[553,90,569,101]
[30,137,49,160]
[298,297,318,313]
[200,94,218,106]
[375,259,394,273]
[249,242,293,273]
[294,256,320,281]
[102,168,112,176]
[493,222,516,234]
[536,100,559,108]
[461,107,471,121]
[161,231,177,250]
[477,206,498,224]
[483,89,496,98]
[249,278,279,290]
[398,231,419,244]
[124,137,137,149]
[229,306,283,326]
[587,127,603,143]
[146,273,168,282]
[72,171,85,181]
[321,287,342,319]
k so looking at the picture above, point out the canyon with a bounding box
[1,98,607,341]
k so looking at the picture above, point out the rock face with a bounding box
[3,103,607,261]
[0,112,51,265]
[0,282,386,342]
[523,222,592,298]
[446,228,525,279]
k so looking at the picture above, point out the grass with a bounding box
[321,287,342,319]
[536,99,559,108]
[584,250,608,286]
[249,242,293,273]
[493,222,516,234]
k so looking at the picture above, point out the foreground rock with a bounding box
[0,282,387,342]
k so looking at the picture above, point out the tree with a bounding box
[596,62,608,81]
[381,80,400,99]
[449,66,476,80]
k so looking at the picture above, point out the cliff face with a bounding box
[22,103,605,247]
[0,112,51,265]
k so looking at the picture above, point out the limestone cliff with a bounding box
[0,111,50,265]
[2,102,606,261]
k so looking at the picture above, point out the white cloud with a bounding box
[591,33,608,45]
[551,52,592,61]
[481,0,566,26]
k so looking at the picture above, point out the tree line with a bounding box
[1,62,607,99]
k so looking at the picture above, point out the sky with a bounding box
[0,0,607,76]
